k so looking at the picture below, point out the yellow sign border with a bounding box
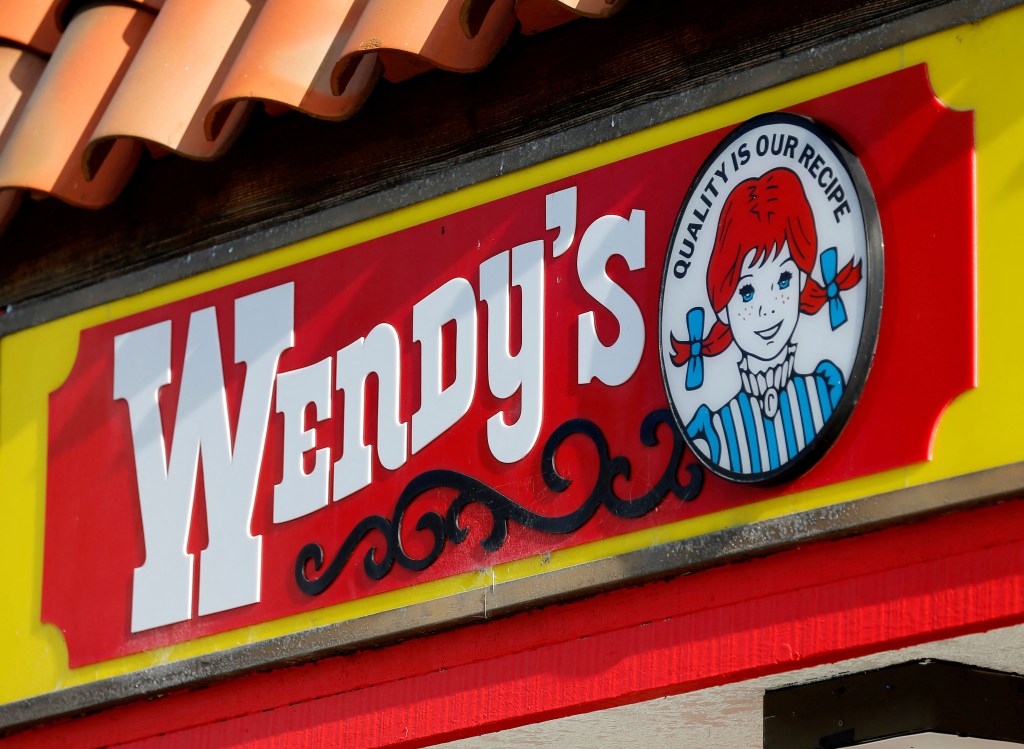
[3,4,1023,706]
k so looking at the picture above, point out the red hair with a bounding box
[672,167,860,365]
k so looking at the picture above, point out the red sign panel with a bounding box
[43,65,974,666]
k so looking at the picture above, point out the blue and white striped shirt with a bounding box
[685,360,844,474]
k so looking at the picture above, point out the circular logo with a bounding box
[659,113,882,484]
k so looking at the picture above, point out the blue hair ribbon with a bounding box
[683,306,705,390]
[820,247,847,330]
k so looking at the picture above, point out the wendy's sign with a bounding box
[660,115,882,483]
[42,65,974,667]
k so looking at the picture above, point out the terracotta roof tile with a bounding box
[87,0,258,161]
[513,0,627,34]
[0,0,65,54]
[0,0,622,234]
[0,47,47,126]
[0,45,45,230]
[333,0,518,84]
[553,0,626,18]
[0,4,151,207]
[209,0,384,123]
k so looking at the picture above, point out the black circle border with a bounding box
[657,112,884,486]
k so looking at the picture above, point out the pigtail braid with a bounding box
[799,258,862,315]
[670,319,733,366]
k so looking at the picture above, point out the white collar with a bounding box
[737,345,796,417]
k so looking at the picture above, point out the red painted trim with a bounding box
[9,498,1024,748]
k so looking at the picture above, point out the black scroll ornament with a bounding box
[295,408,703,595]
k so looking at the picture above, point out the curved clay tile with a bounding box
[550,0,627,18]
[331,0,518,85]
[0,0,623,233]
[209,0,383,124]
[0,6,151,208]
[0,0,65,54]
[86,0,261,161]
[0,45,42,233]
[510,0,628,34]
[0,46,46,140]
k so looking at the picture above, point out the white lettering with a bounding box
[113,195,655,629]
[114,283,293,632]
[479,241,544,463]
[576,210,646,386]
[274,357,332,523]
[114,321,187,632]
[333,323,407,500]
[411,278,477,454]
[200,284,293,617]
[546,186,577,258]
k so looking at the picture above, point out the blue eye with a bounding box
[778,271,792,290]
[740,284,754,303]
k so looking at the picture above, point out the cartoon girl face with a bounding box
[719,242,805,364]
[670,167,863,391]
